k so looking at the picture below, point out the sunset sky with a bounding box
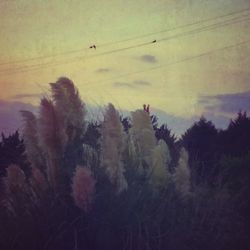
[0,0,250,135]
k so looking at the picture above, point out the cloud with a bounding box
[11,93,44,100]
[200,112,230,129]
[199,91,250,115]
[0,100,37,135]
[151,107,234,135]
[95,68,111,73]
[150,107,196,136]
[113,82,135,88]
[113,80,151,89]
[0,97,236,137]
[86,105,233,136]
[139,54,157,63]
[133,80,151,86]
[90,104,195,136]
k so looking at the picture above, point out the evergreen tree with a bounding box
[0,131,29,177]
[181,117,219,186]
[219,111,250,157]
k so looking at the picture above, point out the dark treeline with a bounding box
[2,111,250,190]
[0,112,249,250]
[124,111,250,188]
[0,78,249,250]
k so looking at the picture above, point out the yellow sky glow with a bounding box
[0,0,250,120]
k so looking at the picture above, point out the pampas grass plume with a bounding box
[71,166,96,212]
[174,148,191,198]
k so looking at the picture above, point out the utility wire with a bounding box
[1,13,249,75]
[80,39,250,90]
[97,7,250,48]
[0,48,88,67]
[0,7,250,67]
[159,13,250,43]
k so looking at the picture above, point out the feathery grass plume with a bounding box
[82,144,98,172]
[0,195,15,217]
[38,98,63,153]
[125,132,137,165]
[0,169,14,216]
[0,178,4,202]
[130,109,157,174]
[71,166,96,212]
[1,164,25,216]
[174,148,191,198]
[20,110,45,169]
[50,77,87,143]
[30,166,48,196]
[38,98,64,190]
[2,164,33,216]
[100,103,128,193]
[151,139,172,188]
[4,164,26,192]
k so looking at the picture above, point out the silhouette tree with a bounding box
[218,152,250,233]
[155,124,178,170]
[82,121,101,151]
[120,116,131,133]
[0,131,30,177]
[181,117,219,186]
[219,111,250,157]
[150,114,158,130]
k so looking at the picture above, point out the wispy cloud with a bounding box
[0,100,37,134]
[11,93,44,100]
[95,68,111,73]
[151,107,232,135]
[0,99,233,137]
[133,80,151,86]
[113,82,135,88]
[199,91,250,115]
[113,80,151,89]
[139,54,157,63]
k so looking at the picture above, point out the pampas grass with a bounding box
[20,110,45,170]
[30,166,48,196]
[20,78,87,192]
[151,139,172,188]
[2,164,35,216]
[0,78,246,250]
[174,148,191,198]
[100,103,128,193]
[4,164,26,191]
[71,166,95,212]
[130,110,156,174]
[38,98,63,190]
[50,77,86,143]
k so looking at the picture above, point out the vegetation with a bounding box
[0,77,249,250]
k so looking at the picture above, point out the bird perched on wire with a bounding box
[89,45,96,49]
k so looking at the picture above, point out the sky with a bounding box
[0,0,250,135]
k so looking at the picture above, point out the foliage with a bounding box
[181,117,219,186]
[154,123,178,170]
[0,131,29,177]
[174,147,191,198]
[218,111,250,157]
[71,166,96,212]
[100,103,127,194]
[0,79,249,250]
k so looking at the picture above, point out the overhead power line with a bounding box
[97,7,250,47]
[158,15,250,43]
[80,39,250,90]
[0,7,250,67]
[1,13,249,76]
